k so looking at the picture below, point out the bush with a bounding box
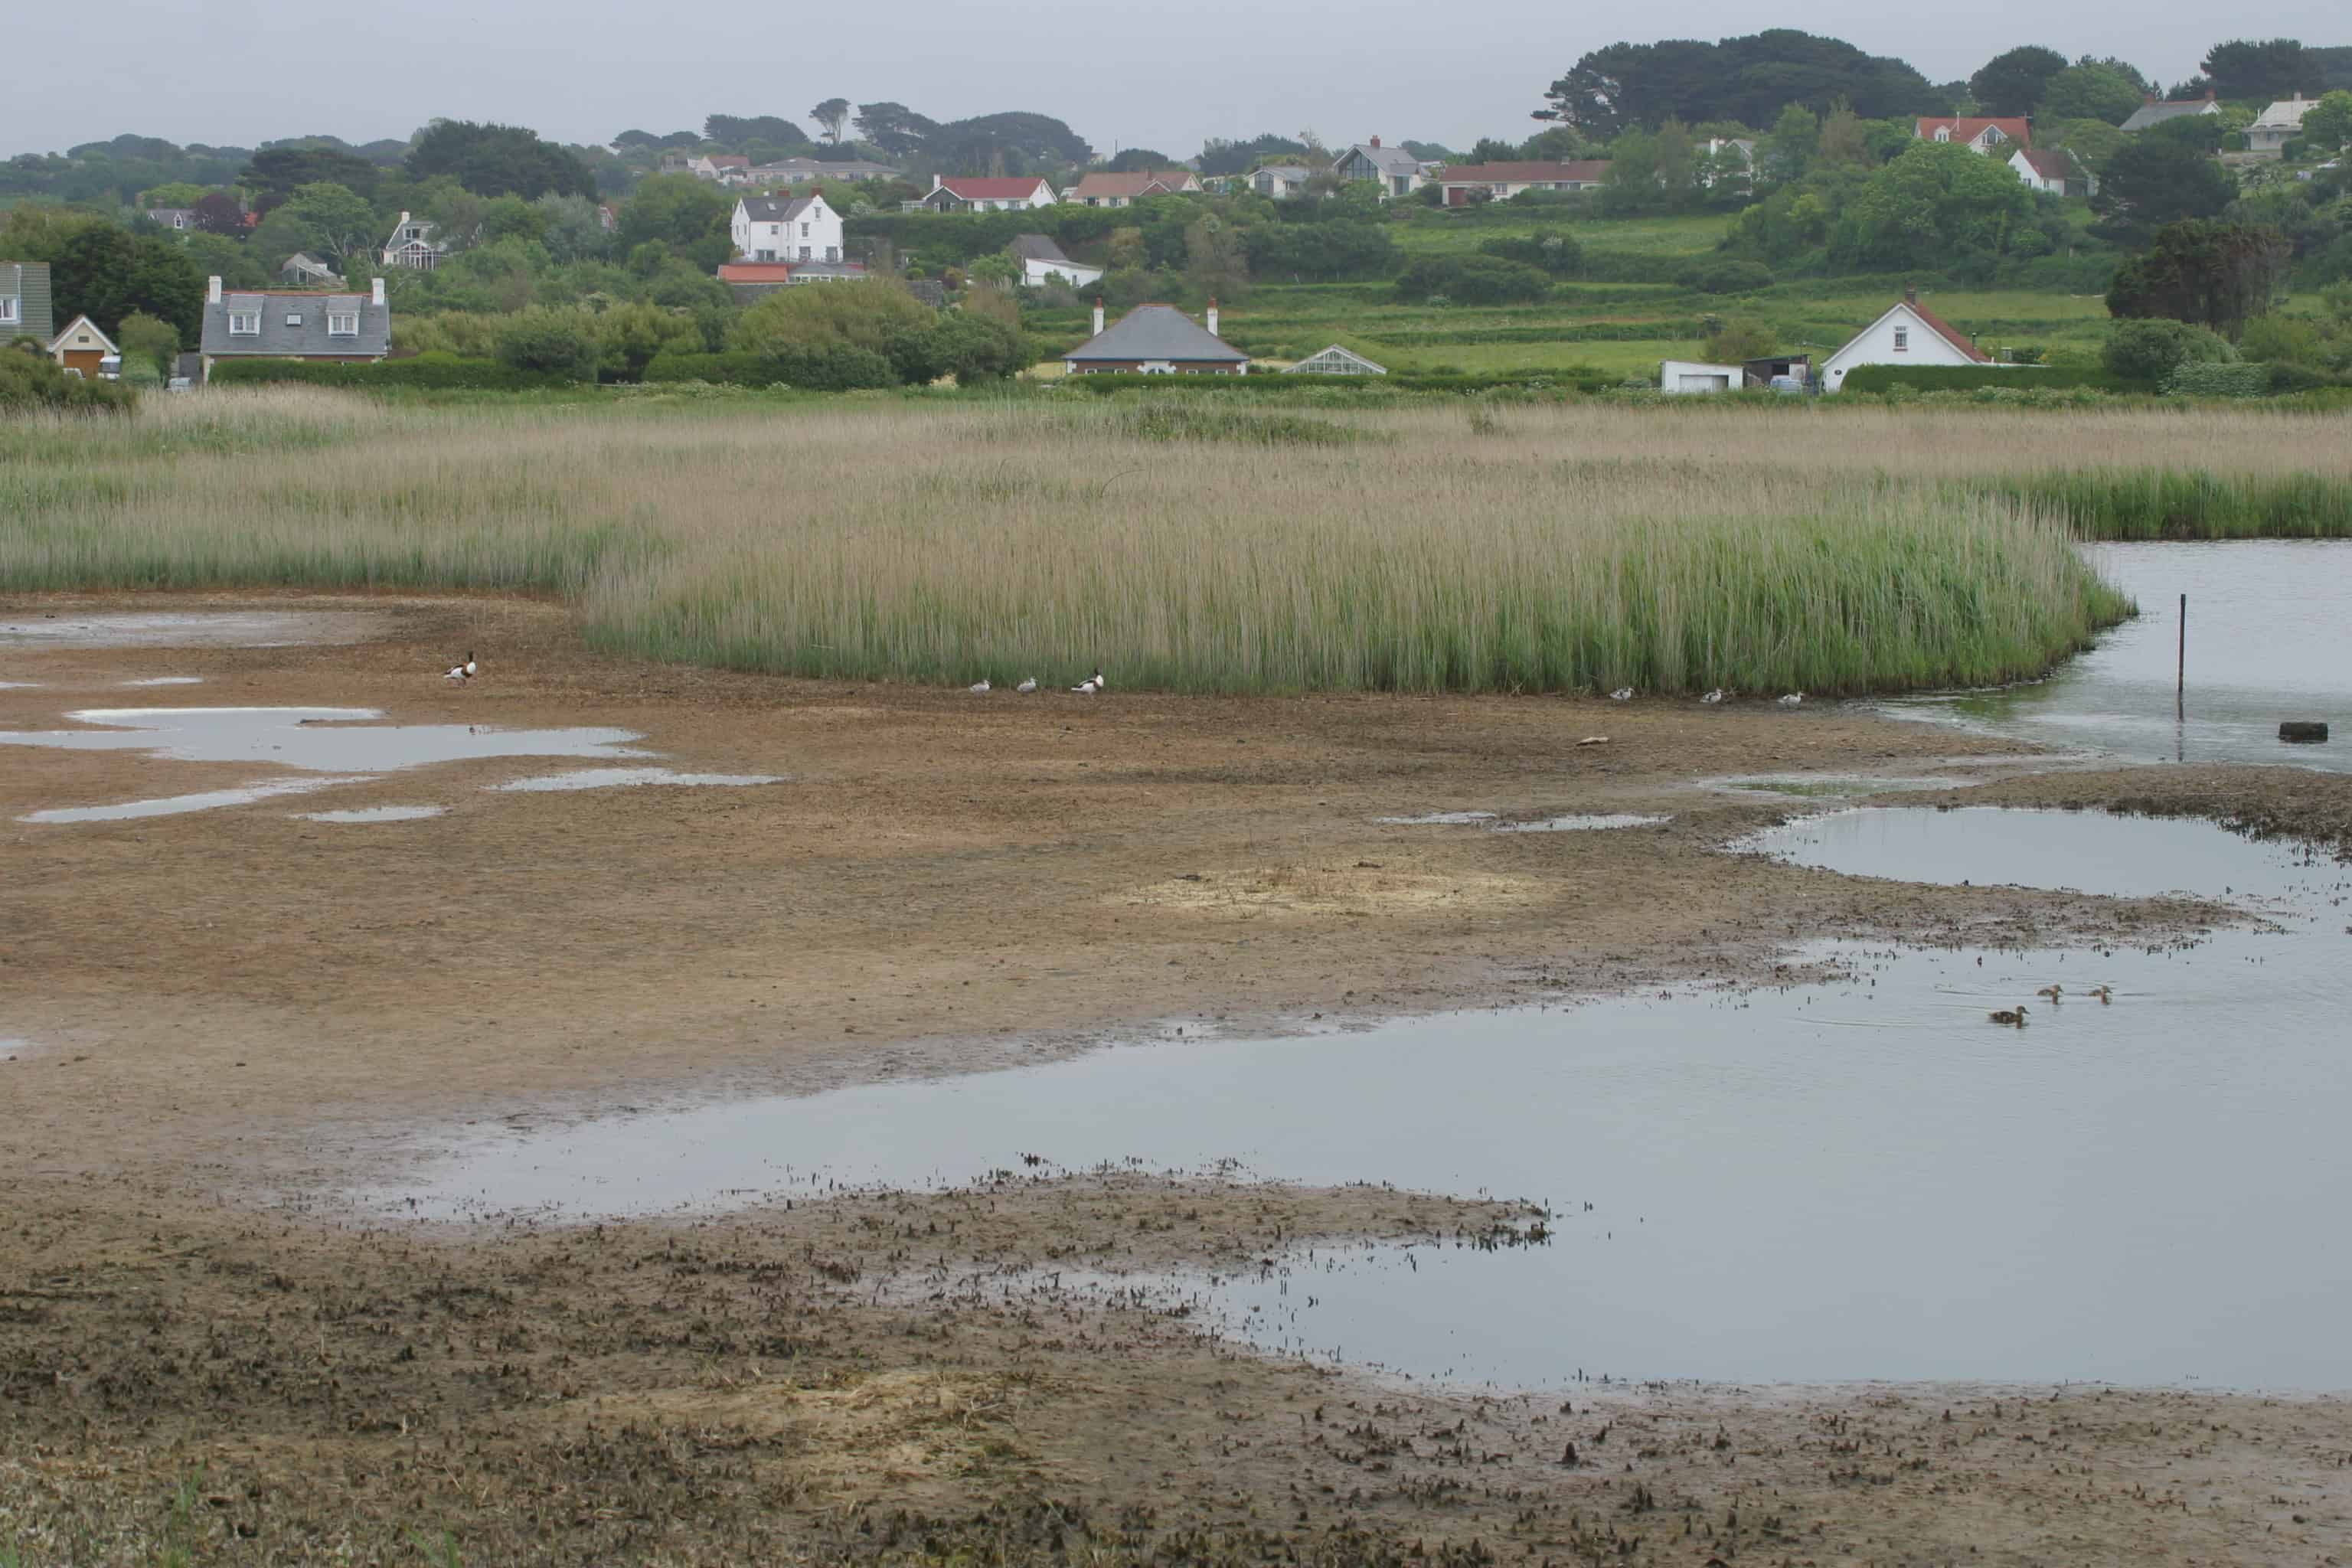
[639,345,897,390]
[495,309,603,381]
[2102,318,2237,384]
[730,281,938,358]
[1838,363,2132,394]
[1476,231,1586,276]
[208,354,564,390]
[1393,254,1552,305]
[2162,359,2274,397]
[1674,259,1775,294]
[0,342,138,412]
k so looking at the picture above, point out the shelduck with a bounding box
[1072,668,1104,694]
[443,652,476,681]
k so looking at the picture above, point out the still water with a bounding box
[377,809,2352,1390]
[1882,541,2350,770]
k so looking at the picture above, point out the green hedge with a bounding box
[1840,364,2130,394]
[1052,366,1616,396]
[208,354,564,390]
[2162,360,2274,399]
[640,346,899,390]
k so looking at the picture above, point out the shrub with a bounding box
[1838,364,2131,394]
[1393,255,1552,305]
[2162,360,2273,398]
[639,346,897,390]
[730,281,937,357]
[1674,259,1775,294]
[208,354,563,390]
[2102,318,2236,384]
[0,342,138,412]
[1476,231,1586,276]
[495,309,603,381]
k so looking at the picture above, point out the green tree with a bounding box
[2102,316,2237,381]
[241,144,380,211]
[619,174,731,251]
[2092,139,2237,243]
[2301,90,2352,152]
[590,302,701,380]
[116,309,184,372]
[1817,101,1873,167]
[2039,60,2149,126]
[407,120,595,200]
[2200,38,2310,102]
[276,181,380,268]
[533,193,613,263]
[2050,118,2126,168]
[729,280,935,356]
[181,232,267,289]
[853,103,938,157]
[190,191,246,236]
[1969,45,2069,116]
[1183,216,1250,304]
[138,181,211,209]
[0,210,204,341]
[809,99,852,145]
[2106,219,2293,338]
[1701,316,1779,361]
[1759,103,1820,185]
[495,308,602,379]
[1834,139,2033,268]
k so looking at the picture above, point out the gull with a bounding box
[1609,687,1633,702]
[1071,668,1104,694]
[443,651,475,681]
[969,678,991,694]
[1777,692,1804,707]
[1700,688,1725,704]
[1016,677,1038,694]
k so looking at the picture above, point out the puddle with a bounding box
[296,805,447,823]
[122,677,204,687]
[0,681,43,690]
[1708,774,1968,799]
[1746,805,2329,902]
[371,810,2352,1390]
[490,768,782,792]
[23,776,372,824]
[0,610,384,648]
[1881,541,2351,771]
[0,707,647,773]
[1492,813,1668,833]
[1375,811,1497,825]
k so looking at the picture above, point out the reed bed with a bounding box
[14,390,2343,694]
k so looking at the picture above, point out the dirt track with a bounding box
[5,593,2350,1564]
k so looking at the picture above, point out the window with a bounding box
[1935,127,1950,142]
[228,312,260,335]
[285,313,303,326]
[0,297,18,324]
[798,246,811,260]
[800,221,809,237]
[327,313,358,336]
[1893,326,1909,352]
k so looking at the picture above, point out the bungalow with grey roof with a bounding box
[2119,91,2220,132]
[1063,300,1247,374]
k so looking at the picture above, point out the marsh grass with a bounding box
[9,391,2345,694]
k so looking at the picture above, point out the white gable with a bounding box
[1820,301,1988,391]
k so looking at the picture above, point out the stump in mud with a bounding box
[2278,721,2329,743]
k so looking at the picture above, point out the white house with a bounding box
[1065,169,1202,207]
[2011,147,2094,198]
[381,212,446,270]
[731,194,844,263]
[1250,164,1314,199]
[1434,160,1611,204]
[910,175,1057,212]
[1331,138,1432,198]
[1818,288,2004,392]
[1913,117,2030,155]
[1007,234,1102,288]
[1659,359,1745,394]
[2248,93,2318,157]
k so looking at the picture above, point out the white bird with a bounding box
[1071,668,1104,694]
[969,678,991,694]
[1700,688,1725,704]
[1016,677,1038,694]
[1778,691,1804,707]
[1609,687,1634,702]
[443,651,475,681]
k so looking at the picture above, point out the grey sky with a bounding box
[9,1,2344,160]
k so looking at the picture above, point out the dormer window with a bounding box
[328,312,358,336]
[1893,326,1909,352]
[1935,127,1950,141]
[228,311,260,335]
[0,297,18,325]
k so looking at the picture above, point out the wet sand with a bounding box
[4,592,2350,1563]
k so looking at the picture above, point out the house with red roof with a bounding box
[1914,116,2030,155]
[1434,160,1612,205]
[1066,169,1201,207]
[1819,287,2018,392]
[906,175,1059,212]
[2010,147,2095,198]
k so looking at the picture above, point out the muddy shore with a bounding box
[5,593,2350,1564]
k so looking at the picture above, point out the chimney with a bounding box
[2143,92,2158,105]
[1903,285,1919,307]
[1206,298,1219,336]
[207,275,222,304]
[1093,297,1105,335]
[372,276,387,308]
[2204,90,2216,102]
[1369,135,1381,149]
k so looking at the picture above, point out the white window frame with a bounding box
[285,313,304,326]
[1893,326,1909,352]
[327,312,358,337]
[228,311,260,335]
[0,297,18,324]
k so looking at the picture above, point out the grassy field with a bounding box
[16,389,2352,696]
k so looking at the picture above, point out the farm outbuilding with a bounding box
[1660,359,1743,394]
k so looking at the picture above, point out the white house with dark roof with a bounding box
[2119,91,2220,133]
[1063,301,1247,374]
[381,211,446,270]
[2248,93,2319,157]
[2011,147,2095,198]
[197,275,391,381]
[732,193,844,262]
[1008,234,1102,288]
[145,207,198,232]
[1332,138,1432,198]
[909,175,1057,212]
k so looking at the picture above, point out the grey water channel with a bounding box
[1880,540,2350,769]
[377,806,2352,1392]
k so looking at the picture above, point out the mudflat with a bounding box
[4,593,2349,1565]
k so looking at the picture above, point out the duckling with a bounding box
[1609,687,1634,702]
[2087,985,2113,1004]
[1988,1005,2029,1027]
[1015,676,1039,694]
[2035,984,2063,1001]
[968,678,991,694]
[1777,692,1804,707]
[1700,688,1726,704]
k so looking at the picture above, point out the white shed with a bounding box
[1660,359,1744,394]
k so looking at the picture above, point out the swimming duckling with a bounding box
[1988,1005,2029,1027]
[2036,984,2063,1001]
[2087,985,2113,1004]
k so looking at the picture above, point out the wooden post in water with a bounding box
[2177,593,2187,701]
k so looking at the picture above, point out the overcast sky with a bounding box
[9,0,2344,160]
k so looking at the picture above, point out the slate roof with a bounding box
[0,260,55,342]
[740,195,823,223]
[2253,96,2318,130]
[2119,96,2217,132]
[1339,142,1421,177]
[2014,149,2081,181]
[1064,304,1246,364]
[201,289,390,360]
[1067,171,1197,201]
[1438,160,1612,185]
[936,176,1050,200]
[1007,233,1070,262]
[1253,164,1312,180]
[747,158,902,180]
